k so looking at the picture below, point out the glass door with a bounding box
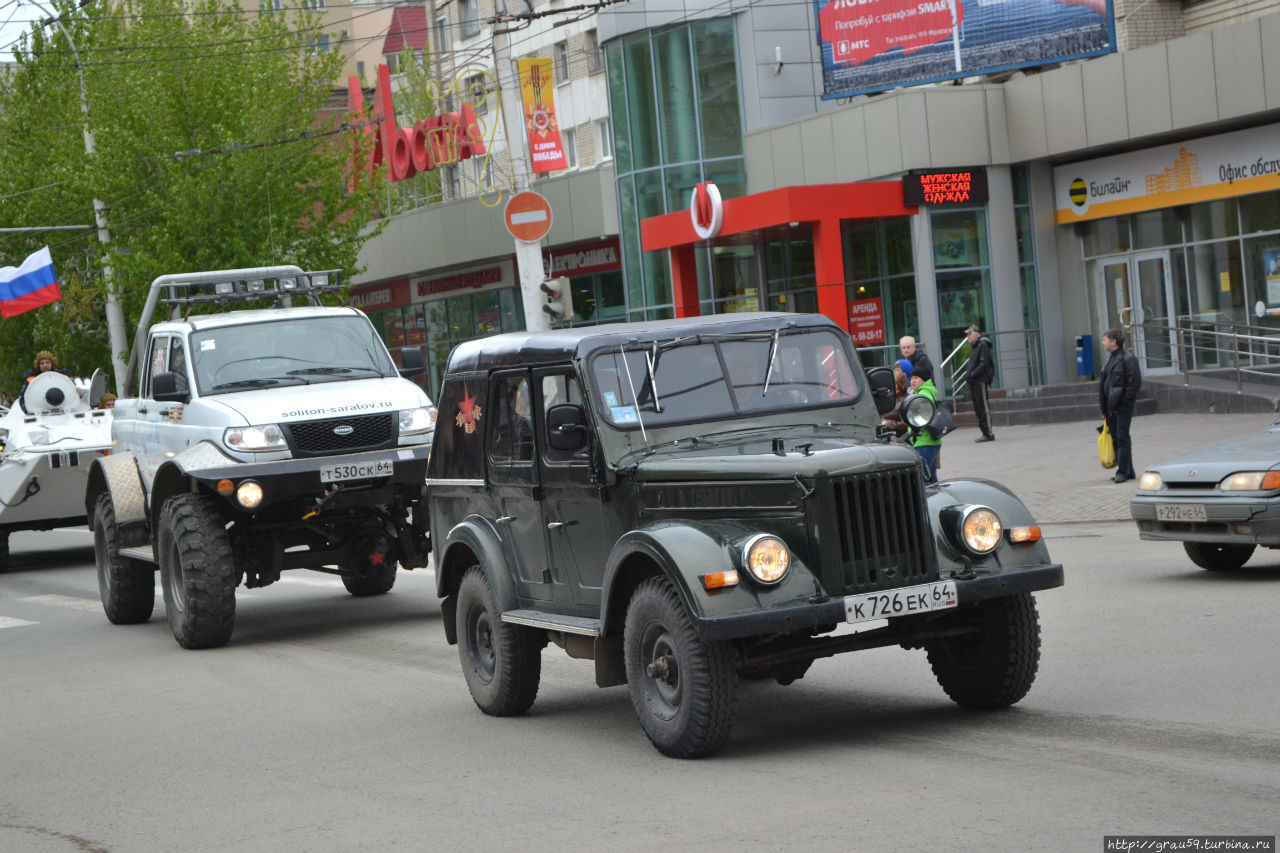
[1097,252,1179,375]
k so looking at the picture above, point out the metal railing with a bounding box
[939,328,1044,401]
[1130,317,1280,394]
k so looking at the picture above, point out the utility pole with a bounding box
[492,26,552,332]
[28,0,131,396]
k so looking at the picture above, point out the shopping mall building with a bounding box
[349,1,1280,394]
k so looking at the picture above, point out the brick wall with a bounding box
[1115,0,1185,50]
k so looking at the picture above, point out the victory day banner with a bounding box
[518,58,568,174]
[816,0,1115,100]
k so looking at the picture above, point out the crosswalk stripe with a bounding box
[19,594,103,614]
[0,616,38,629]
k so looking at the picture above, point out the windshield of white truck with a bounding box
[190,315,397,395]
[589,328,860,429]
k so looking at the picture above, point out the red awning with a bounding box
[641,182,915,251]
[382,6,429,55]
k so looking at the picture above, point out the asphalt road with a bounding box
[2,523,1278,853]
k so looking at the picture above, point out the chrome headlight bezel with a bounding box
[399,406,438,436]
[901,393,936,429]
[957,505,1003,556]
[223,424,286,452]
[740,533,790,586]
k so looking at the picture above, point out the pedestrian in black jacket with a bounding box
[1099,328,1141,483]
[964,324,995,442]
[898,335,934,385]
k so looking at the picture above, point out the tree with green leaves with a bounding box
[0,0,383,395]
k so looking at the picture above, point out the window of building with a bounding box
[555,40,570,84]
[259,0,282,12]
[459,0,481,38]
[1012,164,1044,386]
[434,15,450,55]
[307,33,330,54]
[597,119,612,160]
[841,218,915,365]
[356,60,365,82]
[305,0,326,9]
[585,29,604,74]
[465,74,488,114]
[931,208,995,372]
[562,128,578,170]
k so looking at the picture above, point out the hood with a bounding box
[632,434,920,481]
[1147,423,1280,484]
[0,404,113,455]
[203,377,431,425]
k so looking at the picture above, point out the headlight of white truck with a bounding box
[223,424,286,451]
[399,407,437,436]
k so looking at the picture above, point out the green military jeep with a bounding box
[427,312,1063,758]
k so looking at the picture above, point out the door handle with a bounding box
[137,407,149,414]
[546,520,578,530]
[496,515,513,524]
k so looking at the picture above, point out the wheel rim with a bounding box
[164,540,187,615]
[466,604,496,684]
[639,621,682,718]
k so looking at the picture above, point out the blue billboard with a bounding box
[816,0,1116,100]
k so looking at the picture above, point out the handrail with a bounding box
[1130,318,1280,394]
[940,328,1044,400]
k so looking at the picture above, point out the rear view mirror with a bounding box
[398,347,426,378]
[866,366,897,416]
[546,404,588,452]
[152,372,190,403]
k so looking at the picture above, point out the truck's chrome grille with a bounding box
[829,467,936,594]
[285,413,396,456]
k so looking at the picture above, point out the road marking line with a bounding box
[20,594,102,614]
[0,616,38,629]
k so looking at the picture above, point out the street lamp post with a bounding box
[28,0,130,396]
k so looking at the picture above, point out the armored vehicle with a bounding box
[1,370,112,571]
[86,266,436,649]
[426,312,1064,758]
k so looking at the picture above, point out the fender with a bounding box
[598,520,824,640]
[85,452,148,544]
[928,477,1054,571]
[149,442,243,531]
[436,515,517,645]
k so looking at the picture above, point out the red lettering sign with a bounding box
[902,168,989,206]
[818,0,960,69]
[414,266,503,298]
[348,64,487,185]
[847,297,885,346]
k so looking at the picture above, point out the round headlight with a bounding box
[235,480,263,509]
[901,394,936,428]
[743,534,790,585]
[960,506,1002,555]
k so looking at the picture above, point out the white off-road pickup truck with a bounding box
[86,265,436,649]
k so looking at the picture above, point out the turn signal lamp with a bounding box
[1007,526,1041,544]
[702,571,739,590]
[216,479,234,495]
[1219,471,1280,491]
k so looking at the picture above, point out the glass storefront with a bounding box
[842,218,915,367]
[1080,190,1280,373]
[606,17,745,321]
[930,208,995,364]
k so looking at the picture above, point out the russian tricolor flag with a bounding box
[0,246,62,319]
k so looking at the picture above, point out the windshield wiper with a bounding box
[619,344,650,452]
[210,378,282,391]
[286,366,383,377]
[645,341,662,413]
[762,328,780,395]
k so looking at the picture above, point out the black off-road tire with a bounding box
[341,563,397,596]
[1184,541,1255,572]
[456,565,541,716]
[624,576,738,759]
[926,592,1041,711]
[158,494,237,650]
[94,493,155,624]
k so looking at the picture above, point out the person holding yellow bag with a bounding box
[1098,328,1141,483]
[1097,421,1116,469]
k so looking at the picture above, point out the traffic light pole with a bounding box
[492,28,552,333]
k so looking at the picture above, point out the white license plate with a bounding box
[845,580,957,624]
[1156,503,1207,522]
[321,459,394,483]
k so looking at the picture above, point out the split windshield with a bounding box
[589,328,860,429]
[189,316,397,395]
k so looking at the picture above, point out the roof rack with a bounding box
[124,265,348,395]
[160,269,345,319]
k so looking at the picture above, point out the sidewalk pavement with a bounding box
[936,411,1279,525]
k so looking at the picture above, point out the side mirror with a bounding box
[866,366,898,416]
[152,372,190,403]
[398,347,426,378]
[546,403,588,452]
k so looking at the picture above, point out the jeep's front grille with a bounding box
[285,413,396,457]
[828,467,936,595]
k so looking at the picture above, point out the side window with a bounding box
[145,335,169,398]
[487,372,535,480]
[168,337,190,392]
[540,370,589,464]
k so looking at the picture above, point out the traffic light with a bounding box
[541,278,573,322]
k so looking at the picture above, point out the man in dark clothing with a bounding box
[18,349,73,414]
[898,336,934,386]
[1099,328,1141,483]
[964,324,995,442]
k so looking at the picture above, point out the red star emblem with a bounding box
[369,549,385,566]
[455,385,483,434]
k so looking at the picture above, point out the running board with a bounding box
[118,546,156,564]
[501,609,600,637]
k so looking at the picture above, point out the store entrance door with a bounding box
[1098,251,1179,375]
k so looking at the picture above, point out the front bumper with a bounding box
[178,443,431,509]
[1130,494,1280,546]
[696,563,1064,641]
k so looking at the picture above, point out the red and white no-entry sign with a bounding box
[504,191,553,242]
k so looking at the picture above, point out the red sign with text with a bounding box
[848,297,885,346]
[818,0,960,69]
